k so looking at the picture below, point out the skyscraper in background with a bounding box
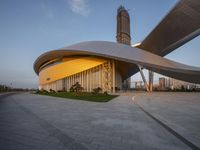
[116,6,131,89]
[116,6,131,45]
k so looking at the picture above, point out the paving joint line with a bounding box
[12,98,89,150]
[132,95,200,150]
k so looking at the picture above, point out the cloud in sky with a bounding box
[68,0,90,16]
[40,2,54,19]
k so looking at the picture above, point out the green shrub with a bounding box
[103,91,108,95]
[50,89,56,93]
[35,89,41,94]
[41,89,49,94]
[92,87,102,94]
[69,86,75,92]
[70,82,83,92]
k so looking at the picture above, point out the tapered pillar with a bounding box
[138,65,149,92]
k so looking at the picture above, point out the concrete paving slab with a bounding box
[0,92,199,150]
[135,92,200,149]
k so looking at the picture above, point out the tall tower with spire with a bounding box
[116,6,131,45]
[116,6,132,89]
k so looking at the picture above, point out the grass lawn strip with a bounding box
[39,92,118,102]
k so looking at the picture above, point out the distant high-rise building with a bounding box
[159,77,166,89]
[116,6,131,45]
[116,6,131,89]
[171,78,198,90]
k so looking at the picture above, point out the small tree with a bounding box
[50,89,56,93]
[41,88,49,94]
[70,82,83,92]
[181,85,185,91]
[92,87,102,94]
[103,91,108,95]
[69,86,75,92]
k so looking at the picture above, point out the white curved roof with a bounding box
[34,41,200,84]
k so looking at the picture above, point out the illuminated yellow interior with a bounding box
[39,57,106,85]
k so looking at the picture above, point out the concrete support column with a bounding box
[82,72,84,90]
[79,73,80,85]
[72,75,74,85]
[70,76,71,89]
[71,76,72,88]
[87,70,89,92]
[80,72,82,85]
[69,76,70,89]
[97,66,99,87]
[94,67,96,88]
[79,73,81,84]
[67,77,68,91]
[100,65,102,89]
[89,69,91,92]
[69,77,70,90]
[91,68,93,90]
[67,77,69,91]
[101,64,103,91]
[149,70,154,92]
[138,65,149,92]
[74,75,75,85]
[112,60,115,93]
[80,72,82,86]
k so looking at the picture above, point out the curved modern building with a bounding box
[34,0,200,92]
[34,41,200,92]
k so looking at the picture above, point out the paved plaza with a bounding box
[0,92,200,150]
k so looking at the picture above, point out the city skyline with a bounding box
[0,0,200,88]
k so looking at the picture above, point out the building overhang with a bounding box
[34,41,200,84]
[137,0,200,56]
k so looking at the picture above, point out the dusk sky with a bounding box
[0,0,199,88]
